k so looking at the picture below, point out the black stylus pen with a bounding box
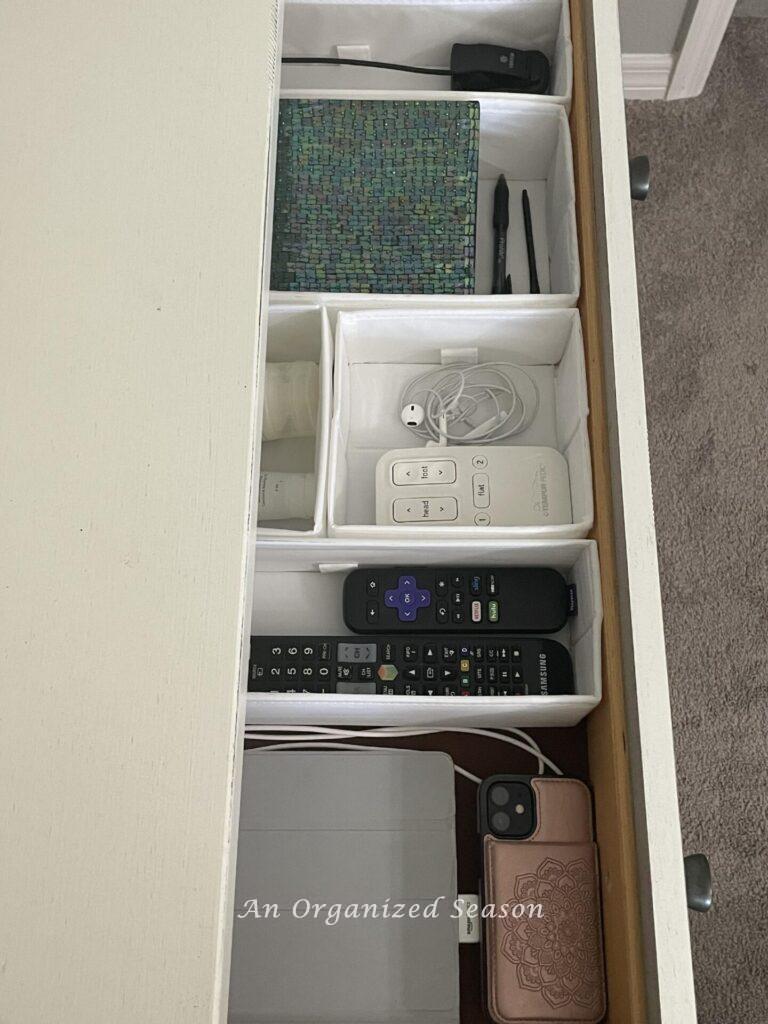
[522,188,540,294]
[492,174,512,295]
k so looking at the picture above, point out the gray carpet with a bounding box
[626,17,768,1024]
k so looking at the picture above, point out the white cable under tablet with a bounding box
[242,725,562,778]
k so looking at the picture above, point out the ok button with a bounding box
[384,575,432,622]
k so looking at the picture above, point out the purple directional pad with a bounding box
[384,575,432,622]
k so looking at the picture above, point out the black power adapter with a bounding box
[282,43,550,95]
[450,44,550,94]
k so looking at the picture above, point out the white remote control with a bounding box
[374,446,572,528]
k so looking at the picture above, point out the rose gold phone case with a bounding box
[483,778,606,1024]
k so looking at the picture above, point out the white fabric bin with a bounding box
[247,538,602,727]
[256,305,333,538]
[270,100,578,306]
[281,0,572,107]
[328,308,592,540]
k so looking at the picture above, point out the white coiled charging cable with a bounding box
[400,362,540,446]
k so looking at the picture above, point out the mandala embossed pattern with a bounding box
[500,857,601,1010]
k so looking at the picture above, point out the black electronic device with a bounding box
[281,44,550,95]
[450,44,550,94]
[249,635,574,696]
[342,567,572,633]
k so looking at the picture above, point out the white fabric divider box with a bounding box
[270,100,578,306]
[257,305,333,538]
[281,0,573,107]
[327,308,592,540]
[247,538,602,727]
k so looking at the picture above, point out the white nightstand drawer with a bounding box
[1,1,697,1022]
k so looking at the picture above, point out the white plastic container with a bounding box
[327,308,593,540]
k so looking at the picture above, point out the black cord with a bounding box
[282,56,451,77]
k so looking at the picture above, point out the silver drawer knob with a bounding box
[684,853,712,912]
[629,155,650,201]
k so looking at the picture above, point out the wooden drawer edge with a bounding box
[571,1,697,1022]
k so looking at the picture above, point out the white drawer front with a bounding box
[581,1,697,1020]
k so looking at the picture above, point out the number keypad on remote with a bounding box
[343,567,571,634]
[249,635,574,697]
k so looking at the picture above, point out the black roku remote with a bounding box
[249,635,574,696]
[342,567,572,634]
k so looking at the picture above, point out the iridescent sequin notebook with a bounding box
[271,99,479,294]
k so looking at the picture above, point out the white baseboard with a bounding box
[622,53,675,99]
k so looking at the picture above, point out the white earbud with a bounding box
[401,403,425,428]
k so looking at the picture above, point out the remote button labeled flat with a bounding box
[392,459,457,485]
[472,473,490,508]
[393,497,458,523]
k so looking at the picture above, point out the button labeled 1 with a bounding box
[393,460,457,485]
[393,497,458,523]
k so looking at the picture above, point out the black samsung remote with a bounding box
[249,635,573,696]
[342,567,572,633]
